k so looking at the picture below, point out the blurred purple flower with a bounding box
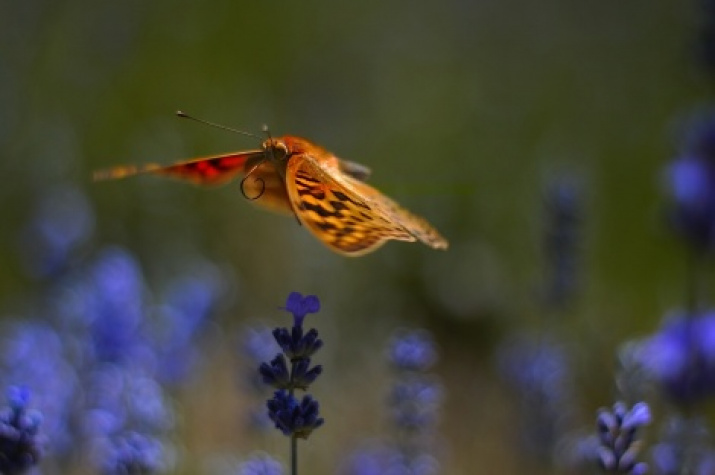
[239,326,279,432]
[388,376,443,435]
[0,321,77,456]
[664,110,715,250]
[387,329,437,372]
[542,175,581,307]
[595,402,651,474]
[341,443,391,475]
[237,453,283,475]
[19,184,94,278]
[0,386,44,475]
[81,365,174,441]
[497,334,574,460]
[633,310,715,404]
[651,415,715,475]
[84,247,147,364]
[95,431,164,475]
[153,264,226,385]
[341,443,439,475]
[370,329,444,472]
[388,377,443,431]
[242,326,279,365]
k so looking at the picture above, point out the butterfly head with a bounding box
[261,137,291,166]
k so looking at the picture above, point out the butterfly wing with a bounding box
[285,152,448,256]
[352,180,449,251]
[93,151,264,185]
[338,159,371,182]
[94,151,294,214]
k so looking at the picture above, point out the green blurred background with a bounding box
[0,0,707,473]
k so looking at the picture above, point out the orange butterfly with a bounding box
[95,115,448,256]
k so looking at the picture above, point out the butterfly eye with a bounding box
[264,141,290,162]
[273,142,290,161]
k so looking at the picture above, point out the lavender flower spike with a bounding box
[597,401,651,474]
[261,291,325,448]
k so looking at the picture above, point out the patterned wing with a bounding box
[93,151,265,185]
[352,180,449,251]
[286,153,448,256]
[94,151,294,214]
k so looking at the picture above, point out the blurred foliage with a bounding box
[0,0,709,473]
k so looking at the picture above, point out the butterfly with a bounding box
[94,119,448,256]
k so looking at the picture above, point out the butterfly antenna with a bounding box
[176,111,261,139]
[261,124,275,148]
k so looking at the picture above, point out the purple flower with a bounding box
[153,264,225,386]
[664,110,715,249]
[237,453,284,475]
[272,326,323,360]
[596,401,651,474]
[380,329,443,471]
[82,365,174,440]
[282,292,320,326]
[84,247,147,364]
[289,358,323,390]
[259,355,291,389]
[0,321,77,455]
[650,416,715,475]
[265,390,324,440]
[239,326,280,432]
[0,386,44,474]
[496,334,574,460]
[242,326,280,365]
[634,310,715,404]
[260,293,324,441]
[96,431,164,475]
[341,443,440,475]
[19,184,94,278]
[388,377,443,431]
[387,329,437,372]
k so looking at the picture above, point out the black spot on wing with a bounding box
[302,201,342,219]
[330,200,348,211]
[295,171,321,184]
[297,187,326,200]
[316,221,337,231]
[332,190,371,210]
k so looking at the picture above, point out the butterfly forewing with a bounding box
[355,180,449,251]
[286,151,446,256]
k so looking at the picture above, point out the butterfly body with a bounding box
[95,135,448,256]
